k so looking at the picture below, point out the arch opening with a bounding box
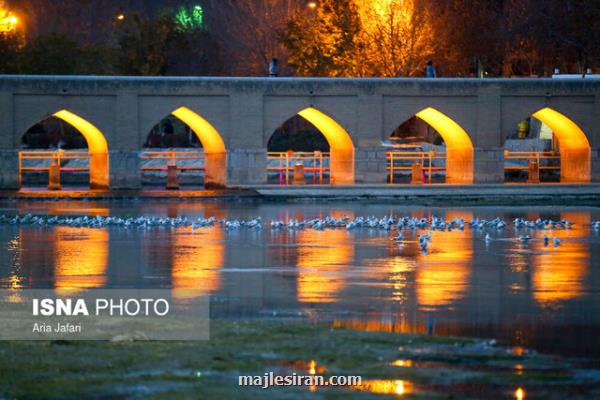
[19,109,109,190]
[503,108,590,184]
[142,106,227,188]
[267,107,354,185]
[386,107,473,184]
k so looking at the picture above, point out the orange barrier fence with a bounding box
[140,150,205,172]
[267,151,329,185]
[504,150,560,183]
[18,150,90,188]
[387,151,446,184]
[504,150,560,171]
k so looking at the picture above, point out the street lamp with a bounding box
[116,13,125,21]
[307,1,317,8]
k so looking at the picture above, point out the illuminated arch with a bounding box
[168,106,227,187]
[530,108,590,183]
[414,107,474,184]
[52,109,109,189]
[296,107,355,184]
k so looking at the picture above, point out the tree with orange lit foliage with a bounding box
[354,0,434,77]
[281,0,361,76]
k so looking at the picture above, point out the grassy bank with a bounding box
[0,319,596,399]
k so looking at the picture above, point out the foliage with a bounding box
[0,31,22,73]
[18,33,83,74]
[282,0,361,76]
[116,15,174,76]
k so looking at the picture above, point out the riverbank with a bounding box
[0,319,597,399]
[3,184,600,206]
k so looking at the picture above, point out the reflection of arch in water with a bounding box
[270,107,355,185]
[415,211,473,309]
[531,212,589,306]
[530,108,591,183]
[23,110,110,189]
[171,226,225,299]
[414,108,474,184]
[147,107,227,187]
[296,229,354,303]
[54,227,109,295]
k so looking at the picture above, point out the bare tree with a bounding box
[204,0,302,76]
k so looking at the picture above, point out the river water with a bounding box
[1,199,598,359]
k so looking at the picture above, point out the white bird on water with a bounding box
[485,233,492,243]
[553,237,561,247]
[518,235,531,243]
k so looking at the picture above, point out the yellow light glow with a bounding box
[416,211,473,308]
[353,380,412,396]
[515,387,525,400]
[296,229,353,303]
[52,109,109,189]
[53,110,108,155]
[0,6,18,33]
[531,212,589,306]
[307,1,317,8]
[391,359,413,367]
[171,107,226,155]
[54,227,108,295]
[531,108,590,182]
[415,107,474,184]
[297,107,355,184]
[171,226,224,299]
[116,14,125,21]
[171,106,227,186]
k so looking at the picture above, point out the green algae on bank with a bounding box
[0,319,598,399]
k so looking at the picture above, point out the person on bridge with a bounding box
[269,58,279,77]
[425,60,437,78]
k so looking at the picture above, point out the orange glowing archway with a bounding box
[168,106,227,187]
[47,110,109,189]
[296,107,355,185]
[414,107,474,184]
[530,108,590,183]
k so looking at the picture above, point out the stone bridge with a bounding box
[0,75,599,189]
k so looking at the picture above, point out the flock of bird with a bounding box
[1,213,598,253]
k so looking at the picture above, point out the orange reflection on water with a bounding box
[54,227,108,295]
[353,380,413,396]
[171,226,225,299]
[415,211,473,309]
[331,315,426,334]
[296,229,353,303]
[531,212,589,306]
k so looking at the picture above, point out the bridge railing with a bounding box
[387,151,446,184]
[18,150,90,188]
[504,150,561,170]
[504,150,560,183]
[267,151,330,185]
[140,150,205,172]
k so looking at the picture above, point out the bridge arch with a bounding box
[388,107,473,184]
[21,109,109,189]
[267,106,355,185]
[145,106,227,187]
[531,108,590,183]
[503,107,591,183]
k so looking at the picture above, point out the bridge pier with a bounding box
[473,148,505,183]
[228,148,267,185]
[355,147,388,184]
[109,151,142,190]
[0,150,19,190]
[592,148,600,183]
